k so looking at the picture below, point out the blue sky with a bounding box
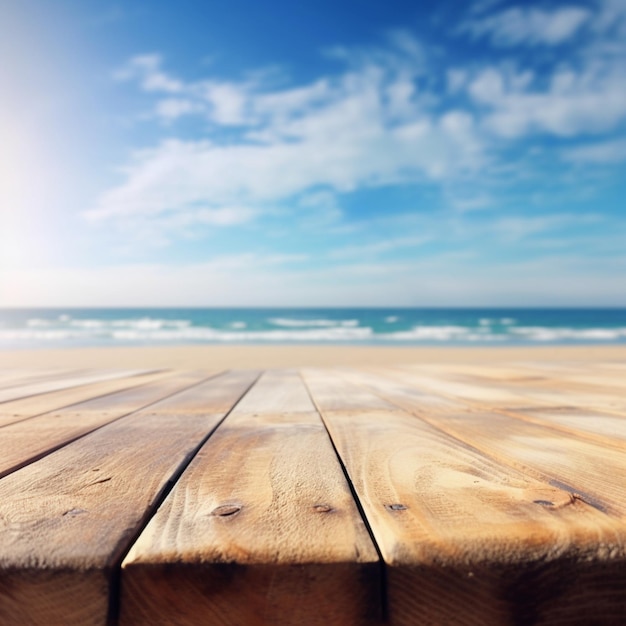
[1,0,625,306]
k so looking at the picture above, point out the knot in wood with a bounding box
[210,504,242,517]
[385,503,408,512]
[533,500,554,507]
[313,504,333,513]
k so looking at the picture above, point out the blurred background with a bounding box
[1,0,625,348]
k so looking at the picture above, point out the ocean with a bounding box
[0,308,625,349]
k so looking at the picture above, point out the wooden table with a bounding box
[0,362,625,625]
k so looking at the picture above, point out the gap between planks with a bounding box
[0,370,259,626]
[302,367,626,626]
[120,369,381,626]
[0,371,215,480]
[0,366,625,625]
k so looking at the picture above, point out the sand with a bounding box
[1,344,625,369]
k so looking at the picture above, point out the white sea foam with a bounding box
[3,317,626,345]
[384,325,476,341]
[269,318,359,328]
[111,317,191,330]
[7,317,194,342]
[109,325,374,342]
[510,326,626,341]
[480,317,516,326]
[26,318,52,327]
[70,319,106,329]
[385,316,399,323]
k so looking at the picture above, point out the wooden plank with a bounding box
[592,362,626,372]
[404,406,626,515]
[443,365,626,402]
[503,406,626,448]
[303,368,626,626]
[0,371,209,479]
[342,368,626,451]
[121,370,380,626]
[0,370,172,428]
[382,366,544,407]
[0,369,258,626]
[383,365,626,415]
[337,367,461,412]
[0,369,77,390]
[344,369,626,511]
[301,369,396,413]
[0,369,151,405]
[449,363,626,392]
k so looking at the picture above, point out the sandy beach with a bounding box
[1,344,625,369]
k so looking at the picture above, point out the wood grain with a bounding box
[0,364,624,625]
[0,370,257,625]
[347,367,626,513]
[0,369,150,405]
[0,369,77,389]
[0,371,208,479]
[343,367,626,451]
[392,364,626,415]
[121,370,381,626]
[0,370,170,428]
[304,368,626,626]
[504,406,626,447]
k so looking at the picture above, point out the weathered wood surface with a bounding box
[313,367,626,624]
[0,371,208,478]
[0,370,170,428]
[0,363,624,625]
[0,369,77,389]
[0,369,151,404]
[0,370,257,625]
[121,369,380,626]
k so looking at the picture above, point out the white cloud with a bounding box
[564,138,626,163]
[96,19,626,252]
[114,54,183,93]
[467,60,626,137]
[450,195,493,212]
[296,190,343,227]
[200,82,249,125]
[91,40,486,236]
[155,98,198,120]
[469,68,505,103]
[461,6,591,46]
[594,0,626,33]
[490,214,588,242]
[454,0,626,139]
[327,235,430,259]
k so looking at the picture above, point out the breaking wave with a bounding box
[1,311,625,347]
[268,318,359,328]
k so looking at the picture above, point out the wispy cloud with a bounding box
[459,6,591,46]
[87,0,626,276]
[327,235,430,259]
[466,59,626,137]
[564,138,626,163]
[113,53,183,92]
[91,37,486,238]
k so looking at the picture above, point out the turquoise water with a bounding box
[0,308,625,348]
